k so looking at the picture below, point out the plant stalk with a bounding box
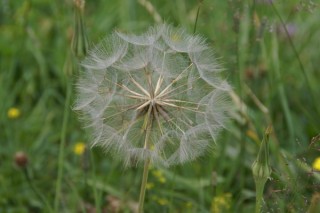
[138,111,153,213]
[193,0,203,34]
[255,180,265,213]
[54,82,71,211]
[90,150,101,213]
[23,168,54,212]
[138,158,151,213]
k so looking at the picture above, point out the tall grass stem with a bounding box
[23,168,54,212]
[270,2,318,114]
[90,150,101,213]
[193,0,202,34]
[54,82,72,211]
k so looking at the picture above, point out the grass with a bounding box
[1,0,320,212]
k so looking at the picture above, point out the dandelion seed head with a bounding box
[75,24,231,167]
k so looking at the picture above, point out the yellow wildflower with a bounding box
[8,107,21,119]
[73,142,86,155]
[211,193,232,213]
[152,170,166,183]
[312,157,320,171]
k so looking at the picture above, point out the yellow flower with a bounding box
[312,157,320,171]
[8,107,21,119]
[152,170,166,183]
[211,193,232,213]
[73,142,86,155]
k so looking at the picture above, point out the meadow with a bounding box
[1,0,320,212]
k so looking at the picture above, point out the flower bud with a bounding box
[252,126,272,183]
[72,0,88,59]
[252,126,272,213]
[252,160,271,183]
[14,151,29,168]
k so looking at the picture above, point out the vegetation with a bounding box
[1,0,320,212]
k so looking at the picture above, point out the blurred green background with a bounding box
[1,0,320,212]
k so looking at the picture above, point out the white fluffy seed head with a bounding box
[74,24,231,167]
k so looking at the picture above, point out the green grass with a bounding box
[1,0,320,212]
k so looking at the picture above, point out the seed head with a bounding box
[14,151,29,168]
[74,24,231,167]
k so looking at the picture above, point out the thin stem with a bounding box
[255,180,265,213]
[138,113,153,213]
[23,168,54,212]
[138,158,151,213]
[54,82,72,211]
[193,0,203,34]
[90,150,101,213]
[270,1,318,114]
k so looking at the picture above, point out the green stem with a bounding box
[138,112,153,213]
[270,1,318,115]
[138,158,151,213]
[90,150,101,213]
[193,0,202,34]
[54,82,72,211]
[255,180,265,213]
[23,168,54,212]
[271,34,295,150]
